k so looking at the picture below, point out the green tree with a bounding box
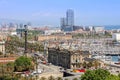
[0,76,18,80]
[14,56,33,72]
[95,69,110,80]
[118,73,120,78]
[81,69,110,80]
[5,36,21,54]
[105,74,120,80]
[81,70,95,80]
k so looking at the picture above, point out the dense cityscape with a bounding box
[1,0,120,80]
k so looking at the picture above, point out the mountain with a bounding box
[0,18,27,24]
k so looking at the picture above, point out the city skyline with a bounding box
[61,9,74,31]
[0,0,120,26]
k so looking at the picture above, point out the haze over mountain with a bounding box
[0,0,120,26]
[0,18,26,24]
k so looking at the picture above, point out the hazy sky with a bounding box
[0,0,120,26]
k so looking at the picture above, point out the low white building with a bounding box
[44,28,61,35]
[0,41,5,54]
[10,32,17,35]
[94,26,104,32]
[88,26,94,31]
[112,33,120,41]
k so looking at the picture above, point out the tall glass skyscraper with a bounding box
[60,9,74,31]
[66,9,74,26]
[60,17,66,31]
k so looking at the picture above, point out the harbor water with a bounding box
[111,56,119,62]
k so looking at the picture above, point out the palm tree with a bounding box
[73,78,78,80]
[57,77,62,80]
[6,62,14,76]
[48,76,55,80]
[82,62,87,68]
[0,51,3,55]
[87,62,93,68]
[93,60,100,69]
[40,77,46,80]
[78,63,82,68]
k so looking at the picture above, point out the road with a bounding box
[38,62,60,73]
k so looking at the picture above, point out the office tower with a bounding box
[66,9,74,26]
[16,23,25,37]
[65,9,74,31]
[60,17,66,31]
[60,9,74,31]
[9,23,14,28]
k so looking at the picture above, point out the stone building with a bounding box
[48,48,91,69]
[37,35,72,41]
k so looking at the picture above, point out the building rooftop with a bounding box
[48,48,90,55]
[84,57,96,62]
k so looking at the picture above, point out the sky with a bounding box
[0,0,120,26]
